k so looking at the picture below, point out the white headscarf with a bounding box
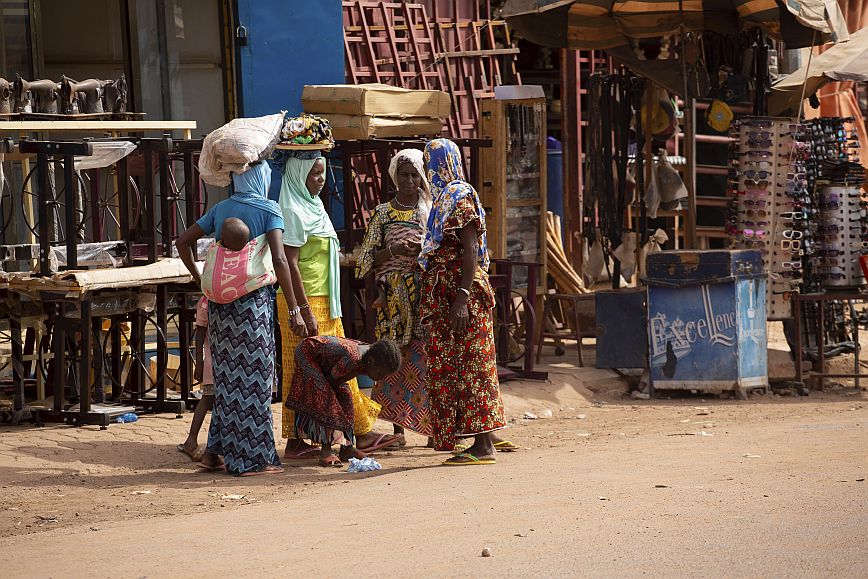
[388,148,431,227]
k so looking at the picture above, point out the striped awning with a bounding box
[503,0,847,50]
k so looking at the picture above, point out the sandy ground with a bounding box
[0,347,867,577]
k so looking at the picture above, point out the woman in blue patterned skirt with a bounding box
[177,161,304,476]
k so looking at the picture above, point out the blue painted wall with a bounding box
[236,0,345,117]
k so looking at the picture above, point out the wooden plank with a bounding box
[439,48,520,58]
[0,120,197,131]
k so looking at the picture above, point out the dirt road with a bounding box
[0,366,866,578]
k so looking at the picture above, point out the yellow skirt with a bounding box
[278,293,381,439]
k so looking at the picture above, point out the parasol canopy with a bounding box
[769,25,868,115]
[502,0,848,50]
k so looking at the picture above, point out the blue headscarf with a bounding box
[230,162,282,219]
[418,138,489,270]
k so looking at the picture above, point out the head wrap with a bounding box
[277,154,342,319]
[418,138,489,270]
[388,148,431,226]
[230,162,282,219]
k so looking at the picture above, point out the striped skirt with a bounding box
[206,288,281,475]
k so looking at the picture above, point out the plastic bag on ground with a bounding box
[347,457,381,472]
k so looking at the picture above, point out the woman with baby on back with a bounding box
[177,161,300,476]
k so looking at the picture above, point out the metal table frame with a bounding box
[793,291,867,390]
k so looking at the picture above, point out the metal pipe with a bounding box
[682,34,697,249]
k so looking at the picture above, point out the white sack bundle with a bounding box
[198,112,285,186]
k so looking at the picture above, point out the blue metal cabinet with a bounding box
[646,250,768,394]
[236,1,345,117]
[595,288,646,369]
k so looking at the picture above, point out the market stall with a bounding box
[503,0,868,394]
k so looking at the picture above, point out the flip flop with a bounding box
[444,452,496,466]
[177,443,205,462]
[494,440,520,452]
[283,446,319,460]
[319,454,343,468]
[452,443,470,455]
[357,433,401,454]
[239,466,284,477]
[196,461,226,472]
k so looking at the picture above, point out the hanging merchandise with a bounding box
[706,99,734,132]
[637,229,669,279]
[645,156,661,219]
[584,73,645,288]
[612,231,638,281]
[640,86,678,140]
[655,153,689,210]
[703,32,752,105]
[582,231,605,287]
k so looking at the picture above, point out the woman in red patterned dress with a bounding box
[285,336,402,467]
[418,138,507,465]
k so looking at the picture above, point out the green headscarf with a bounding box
[278,155,341,319]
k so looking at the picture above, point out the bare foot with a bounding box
[462,436,496,460]
[338,445,367,461]
[320,445,344,467]
[198,450,223,470]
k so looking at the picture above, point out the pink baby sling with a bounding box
[200,234,276,304]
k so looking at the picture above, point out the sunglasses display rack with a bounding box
[816,185,866,288]
[727,116,807,320]
[801,117,866,290]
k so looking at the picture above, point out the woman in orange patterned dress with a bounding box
[418,138,507,465]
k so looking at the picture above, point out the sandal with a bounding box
[196,461,226,472]
[284,446,319,460]
[319,454,343,468]
[177,443,205,462]
[444,452,496,466]
[357,433,401,454]
[493,440,520,452]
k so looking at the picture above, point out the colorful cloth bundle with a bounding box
[280,114,334,148]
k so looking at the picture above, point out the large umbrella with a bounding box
[502,0,847,50]
[769,25,868,115]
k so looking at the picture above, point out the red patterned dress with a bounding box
[418,195,506,450]
[284,336,365,446]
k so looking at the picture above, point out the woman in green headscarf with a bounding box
[277,153,400,460]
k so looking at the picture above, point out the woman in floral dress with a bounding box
[418,138,507,465]
[356,149,433,444]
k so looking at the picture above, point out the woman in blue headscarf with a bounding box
[418,138,507,465]
[176,161,297,476]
